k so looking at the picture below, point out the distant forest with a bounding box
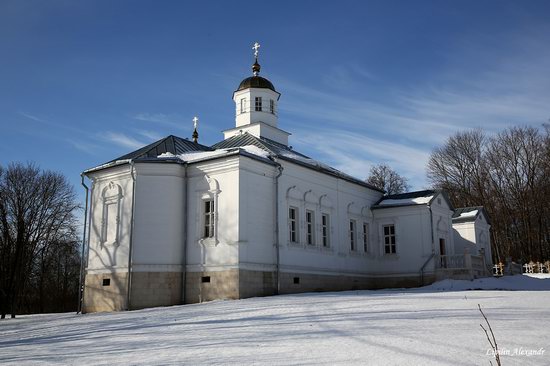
[0,163,81,319]
[427,125,550,263]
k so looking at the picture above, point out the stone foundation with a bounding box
[83,272,128,313]
[83,271,183,313]
[185,269,239,304]
[86,269,436,311]
[129,272,183,310]
[369,275,427,289]
[239,269,277,298]
[185,269,432,303]
[279,272,371,293]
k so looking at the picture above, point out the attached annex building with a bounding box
[81,53,492,312]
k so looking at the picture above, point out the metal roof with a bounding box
[109,135,213,163]
[236,76,276,92]
[213,132,384,192]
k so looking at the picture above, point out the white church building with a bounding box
[80,45,492,313]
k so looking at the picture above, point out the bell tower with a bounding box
[223,42,290,145]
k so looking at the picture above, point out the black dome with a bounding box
[237,76,276,92]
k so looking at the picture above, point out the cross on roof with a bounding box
[192,116,198,129]
[252,42,260,58]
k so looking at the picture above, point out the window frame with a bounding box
[197,177,220,246]
[270,99,275,114]
[306,210,315,246]
[383,224,396,254]
[255,96,262,111]
[321,213,330,248]
[289,206,299,243]
[203,199,215,239]
[363,222,369,253]
[349,219,357,251]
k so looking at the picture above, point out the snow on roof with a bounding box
[452,206,487,223]
[158,145,272,163]
[378,195,434,206]
[240,145,271,159]
[457,209,478,218]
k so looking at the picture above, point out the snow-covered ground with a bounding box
[1,275,549,365]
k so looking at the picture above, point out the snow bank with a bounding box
[422,274,550,291]
[1,289,549,365]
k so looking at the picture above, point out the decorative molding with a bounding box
[100,181,123,247]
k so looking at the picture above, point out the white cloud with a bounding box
[292,129,430,189]
[278,30,550,190]
[19,111,46,123]
[136,129,163,141]
[101,132,145,150]
[133,113,185,128]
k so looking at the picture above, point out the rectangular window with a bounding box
[350,220,356,251]
[363,223,369,253]
[270,99,275,114]
[255,96,262,111]
[384,224,396,254]
[306,210,315,245]
[203,199,215,238]
[322,214,330,247]
[289,207,298,243]
[240,98,246,114]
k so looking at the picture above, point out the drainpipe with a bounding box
[420,205,436,285]
[181,163,188,303]
[126,160,137,310]
[272,159,284,295]
[77,173,89,314]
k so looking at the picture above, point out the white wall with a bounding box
[453,223,477,254]
[185,156,241,272]
[238,157,277,270]
[86,164,134,274]
[370,193,455,276]
[233,88,279,128]
[453,214,493,265]
[131,163,186,272]
[272,159,383,277]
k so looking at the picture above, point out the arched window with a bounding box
[198,176,221,245]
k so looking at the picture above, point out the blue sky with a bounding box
[1,0,550,202]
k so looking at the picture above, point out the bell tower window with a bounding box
[255,97,262,111]
[270,99,275,114]
[240,98,246,114]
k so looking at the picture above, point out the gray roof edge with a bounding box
[371,203,427,210]
[83,148,278,176]
[276,155,384,193]
[83,159,131,175]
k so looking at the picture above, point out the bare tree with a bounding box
[427,126,550,263]
[427,128,488,206]
[0,162,81,319]
[366,164,410,195]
